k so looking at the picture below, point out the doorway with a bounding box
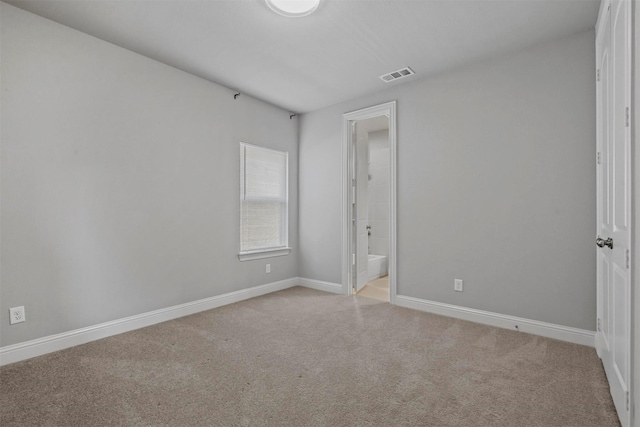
[342,101,397,303]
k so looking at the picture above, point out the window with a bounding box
[238,142,290,261]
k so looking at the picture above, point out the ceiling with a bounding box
[5,0,600,114]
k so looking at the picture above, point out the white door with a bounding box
[355,125,369,292]
[350,121,358,290]
[596,1,631,425]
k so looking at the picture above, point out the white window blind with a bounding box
[239,143,289,259]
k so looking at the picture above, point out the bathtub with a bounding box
[367,254,388,281]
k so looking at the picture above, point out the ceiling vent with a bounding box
[379,67,415,83]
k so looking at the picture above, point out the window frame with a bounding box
[238,142,291,261]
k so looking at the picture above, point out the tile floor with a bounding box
[355,275,389,302]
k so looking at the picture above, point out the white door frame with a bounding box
[341,101,397,303]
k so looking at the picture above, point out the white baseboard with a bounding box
[2,281,593,366]
[395,295,596,347]
[298,277,344,294]
[595,332,605,358]
[0,277,299,366]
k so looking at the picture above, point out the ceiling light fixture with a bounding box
[265,0,320,18]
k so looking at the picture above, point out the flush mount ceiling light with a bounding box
[265,0,320,18]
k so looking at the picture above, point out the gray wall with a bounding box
[1,3,298,347]
[299,30,596,330]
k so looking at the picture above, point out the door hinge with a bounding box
[626,249,630,269]
[352,179,356,205]
[626,391,630,411]
[597,152,601,165]
[625,107,630,127]
[597,69,600,81]
[352,253,356,266]
[597,318,601,332]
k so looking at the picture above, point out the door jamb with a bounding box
[341,101,397,303]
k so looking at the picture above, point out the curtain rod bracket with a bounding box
[290,114,296,120]
[234,93,241,100]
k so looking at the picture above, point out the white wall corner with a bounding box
[0,277,299,366]
[395,295,596,347]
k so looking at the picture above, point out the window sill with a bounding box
[238,247,292,262]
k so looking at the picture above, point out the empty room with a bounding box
[1,0,638,426]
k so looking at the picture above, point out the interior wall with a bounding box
[0,3,298,347]
[299,30,596,330]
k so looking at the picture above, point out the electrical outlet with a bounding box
[9,306,25,325]
[454,279,463,292]
[266,264,271,273]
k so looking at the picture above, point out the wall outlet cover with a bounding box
[454,279,463,292]
[9,306,25,325]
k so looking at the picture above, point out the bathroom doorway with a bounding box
[342,102,396,303]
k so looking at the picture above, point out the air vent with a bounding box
[379,67,415,83]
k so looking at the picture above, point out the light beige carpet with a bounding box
[0,287,620,426]
[356,276,389,302]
